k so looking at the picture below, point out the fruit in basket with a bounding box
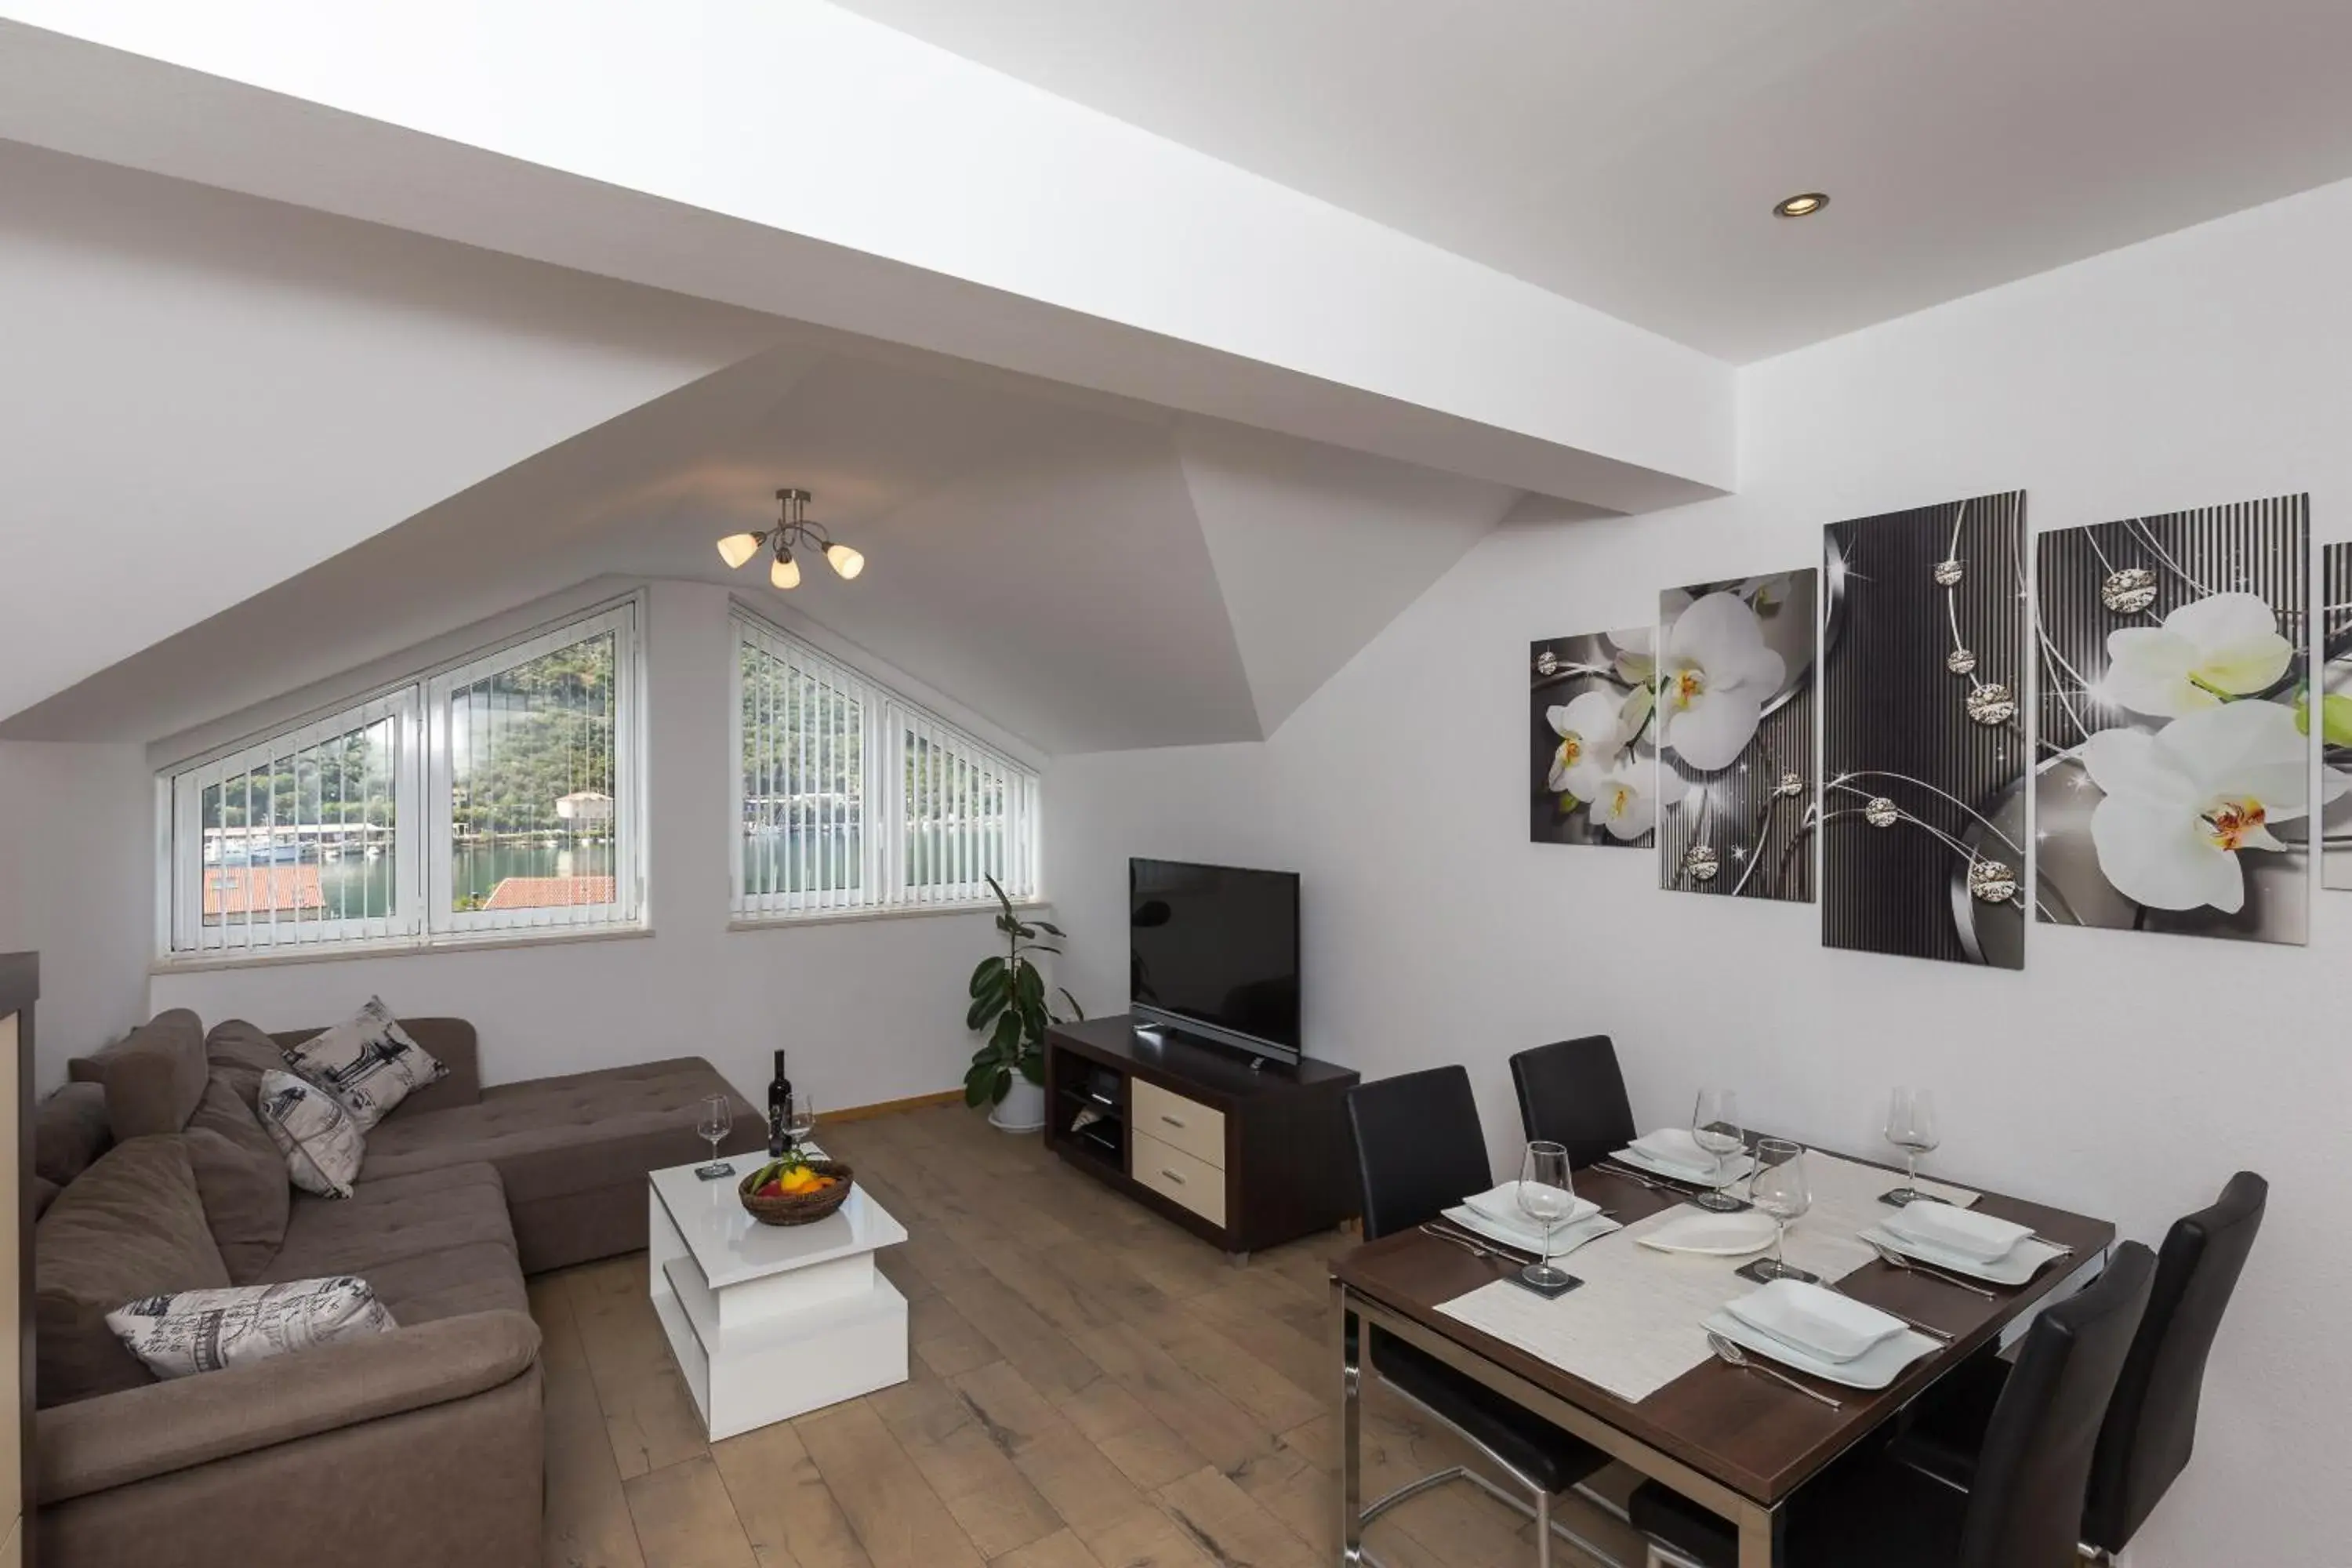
[747,1154,836,1199]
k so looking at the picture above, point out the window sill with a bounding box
[151,922,654,975]
[729,898,1051,934]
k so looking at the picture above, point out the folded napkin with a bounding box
[1628,1128,1742,1178]
[1885,1201,2031,1263]
[1463,1179,1597,1236]
[1726,1279,1906,1364]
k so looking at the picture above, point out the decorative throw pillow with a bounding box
[256,1070,364,1199]
[281,996,445,1131]
[106,1276,395,1380]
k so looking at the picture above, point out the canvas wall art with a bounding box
[1822,492,2029,967]
[1657,570,1818,901]
[2325,542,2352,892]
[1530,628,1672,848]
[2035,496,2333,944]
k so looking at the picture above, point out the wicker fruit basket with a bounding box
[737,1159,855,1226]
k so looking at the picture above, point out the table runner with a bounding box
[1433,1155,1976,1404]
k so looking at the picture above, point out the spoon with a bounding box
[1867,1240,1999,1299]
[1705,1332,1842,1410]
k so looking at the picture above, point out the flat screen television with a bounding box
[1129,858,1301,1065]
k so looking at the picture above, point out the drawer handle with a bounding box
[1160,1114,1185,1128]
[1160,1169,1186,1185]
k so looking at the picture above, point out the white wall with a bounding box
[1044,176,2352,1568]
[0,742,154,1087]
[152,580,1027,1119]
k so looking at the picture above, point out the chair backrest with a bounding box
[2082,1171,2267,1552]
[1345,1066,1493,1242]
[1508,1036,1636,1170]
[1958,1240,2155,1568]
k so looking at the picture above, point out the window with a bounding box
[162,601,642,960]
[733,612,1038,920]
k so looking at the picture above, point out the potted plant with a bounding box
[964,876,1083,1132]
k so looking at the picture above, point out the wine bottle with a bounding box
[767,1049,793,1158]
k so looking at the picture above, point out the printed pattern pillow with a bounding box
[107,1276,395,1379]
[282,996,445,1131]
[256,1069,365,1199]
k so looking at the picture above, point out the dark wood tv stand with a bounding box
[1042,1014,1360,1260]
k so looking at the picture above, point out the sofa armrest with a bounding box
[268,1016,481,1114]
[37,1308,539,1504]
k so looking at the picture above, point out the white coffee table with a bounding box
[646,1149,909,1439]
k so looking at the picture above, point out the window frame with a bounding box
[730,609,1040,923]
[157,596,645,964]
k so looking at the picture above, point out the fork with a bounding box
[1867,1240,1999,1299]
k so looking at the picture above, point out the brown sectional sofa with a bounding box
[32,1009,764,1568]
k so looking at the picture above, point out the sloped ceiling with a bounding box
[0,139,784,724]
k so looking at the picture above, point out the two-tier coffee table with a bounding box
[646,1149,909,1439]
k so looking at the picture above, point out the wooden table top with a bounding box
[1329,1156,2116,1507]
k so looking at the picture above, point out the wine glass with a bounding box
[695,1093,735,1180]
[786,1092,817,1156]
[1744,1138,1817,1283]
[1689,1088,1747,1213]
[1515,1141,1580,1291]
[1883,1088,1940,1206]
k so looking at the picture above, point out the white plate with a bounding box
[1611,1145,1755,1189]
[1443,1205,1618,1258]
[1726,1280,1907,1363]
[1883,1202,2031,1263]
[1862,1223,2065,1287]
[1635,1210,1778,1257]
[1463,1180,1599,1232]
[1703,1309,1943,1391]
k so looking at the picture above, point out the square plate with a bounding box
[1443,1206,1619,1258]
[1462,1180,1599,1232]
[1861,1223,2065,1287]
[1703,1310,1943,1391]
[1883,1202,2032,1262]
[1610,1145,1756,1189]
[1726,1280,1907,1363]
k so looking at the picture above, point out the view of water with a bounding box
[291,841,619,920]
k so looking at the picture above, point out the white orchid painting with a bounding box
[1531,628,1670,848]
[1656,572,1818,901]
[2324,543,2352,893]
[2035,498,2336,944]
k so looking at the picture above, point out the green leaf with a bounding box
[963,1060,996,1108]
[990,1010,1024,1057]
[964,993,1000,1033]
[1015,964,1045,1005]
[1032,920,1065,938]
[968,956,1007,996]
[1018,1054,1046,1086]
[1058,986,1085,1022]
[2325,692,2352,750]
[989,1065,1014,1105]
[986,874,1012,916]
[1016,924,1037,940]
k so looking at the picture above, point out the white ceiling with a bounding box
[831,0,2352,361]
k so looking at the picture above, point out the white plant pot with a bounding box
[988,1076,1047,1134]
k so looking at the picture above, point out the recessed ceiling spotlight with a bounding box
[1773,191,1829,219]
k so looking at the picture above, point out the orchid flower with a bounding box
[2082,700,2350,913]
[1594,750,1684,842]
[1657,591,1789,772]
[1546,691,1628,802]
[2103,592,2296,718]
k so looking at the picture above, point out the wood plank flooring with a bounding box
[534,1102,1643,1568]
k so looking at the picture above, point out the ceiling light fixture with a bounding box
[717,488,865,592]
[1773,191,1829,219]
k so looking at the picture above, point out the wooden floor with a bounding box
[532,1101,1645,1568]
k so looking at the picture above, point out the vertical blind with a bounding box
[734,612,1039,919]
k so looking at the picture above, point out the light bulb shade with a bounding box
[770,550,802,590]
[825,542,866,580]
[716,532,763,569]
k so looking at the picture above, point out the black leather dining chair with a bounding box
[1510,1036,1638,1170]
[1628,1240,2158,1568]
[1889,1171,2267,1563]
[1344,1065,1628,1568]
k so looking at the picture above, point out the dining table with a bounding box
[1327,1145,2116,1567]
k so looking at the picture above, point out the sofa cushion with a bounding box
[34,1082,113,1186]
[329,1243,529,1326]
[33,1175,60,1220]
[361,1057,751,1204]
[204,1018,286,1109]
[281,996,447,1131]
[69,1009,208,1138]
[107,1276,397,1380]
[185,1076,294,1283]
[35,1135,232,1406]
[258,1069,365,1200]
[264,1163,514,1280]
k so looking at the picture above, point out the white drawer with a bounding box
[1130,1129,1228,1229]
[1131,1078,1226,1169]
